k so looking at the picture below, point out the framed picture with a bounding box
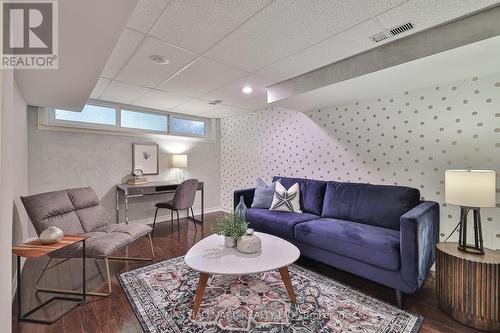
[132,143,159,175]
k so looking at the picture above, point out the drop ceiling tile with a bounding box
[158,57,248,97]
[115,37,198,88]
[101,29,144,79]
[205,0,369,72]
[256,20,381,82]
[200,105,249,118]
[150,0,271,53]
[203,75,271,110]
[354,0,407,16]
[126,0,170,34]
[171,98,225,116]
[100,81,150,104]
[377,0,500,32]
[132,89,190,111]
[90,78,111,99]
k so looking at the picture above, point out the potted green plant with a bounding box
[213,214,248,247]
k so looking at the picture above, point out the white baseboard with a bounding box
[127,206,223,225]
[221,207,233,214]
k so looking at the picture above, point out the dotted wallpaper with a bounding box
[221,73,500,249]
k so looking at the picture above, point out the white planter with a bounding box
[224,236,236,248]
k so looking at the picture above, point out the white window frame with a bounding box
[41,100,215,140]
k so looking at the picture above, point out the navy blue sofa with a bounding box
[234,176,440,307]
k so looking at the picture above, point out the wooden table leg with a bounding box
[279,266,296,304]
[192,272,209,319]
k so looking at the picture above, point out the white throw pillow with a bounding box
[270,182,302,213]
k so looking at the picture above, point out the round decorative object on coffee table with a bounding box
[435,242,500,332]
[185,232,300,318]
[237,228,261,254]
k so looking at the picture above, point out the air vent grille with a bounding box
[209,99,223,105]
[370,21,414,43]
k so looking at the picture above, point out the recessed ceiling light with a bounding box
[149,55,169,65]
[242,86,253,94]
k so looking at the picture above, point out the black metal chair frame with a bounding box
[152,206,197,237]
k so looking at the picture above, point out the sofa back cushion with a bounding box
[321,181,420,230]
[272,176,326,215]
[21,187,108,235]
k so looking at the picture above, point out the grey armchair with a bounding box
[152,179,199,236]
[21,187,154,297]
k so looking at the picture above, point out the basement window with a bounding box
[171,117,206,136]
[44,101,214,140]
[55,104,116,126]
[121,109,168,132]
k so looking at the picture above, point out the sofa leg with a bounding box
[395,289,404,308]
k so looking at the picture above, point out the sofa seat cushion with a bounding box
[51,224,152,258]
[246,208,319,239]
[294,218,401,271]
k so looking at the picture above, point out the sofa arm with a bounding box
[233,188,255,211]
[400,201,440,291]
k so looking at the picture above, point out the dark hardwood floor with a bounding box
[13,211,480,333]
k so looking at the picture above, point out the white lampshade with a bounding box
[445,170,496,207]
[171,154,187,168]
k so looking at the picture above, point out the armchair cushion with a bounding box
[68,187,109,232]
[75,205,109,232]
[51,223,152,258]
[67,187,100,209]
[21,190,85,235]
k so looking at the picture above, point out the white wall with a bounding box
[221,73,500,249]
[28,109,221,234]
[0,69,29,333]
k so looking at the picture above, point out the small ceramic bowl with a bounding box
[39,226,64,244]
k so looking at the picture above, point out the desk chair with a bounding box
[152,179,199,236]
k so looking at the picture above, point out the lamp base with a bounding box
[457,207,484,255]
[175,169,185,182]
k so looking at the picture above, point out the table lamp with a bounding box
[172,154,187,181]
[445,169,496,254]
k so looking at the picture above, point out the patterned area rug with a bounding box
[118,256,422,333]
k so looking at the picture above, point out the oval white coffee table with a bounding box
[185,232,300,318]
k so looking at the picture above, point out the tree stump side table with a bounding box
[436,242,500,332]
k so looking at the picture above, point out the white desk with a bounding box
[116,181,204,224]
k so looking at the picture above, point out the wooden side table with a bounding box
[436,242,500,332]
[12,235,87,324]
